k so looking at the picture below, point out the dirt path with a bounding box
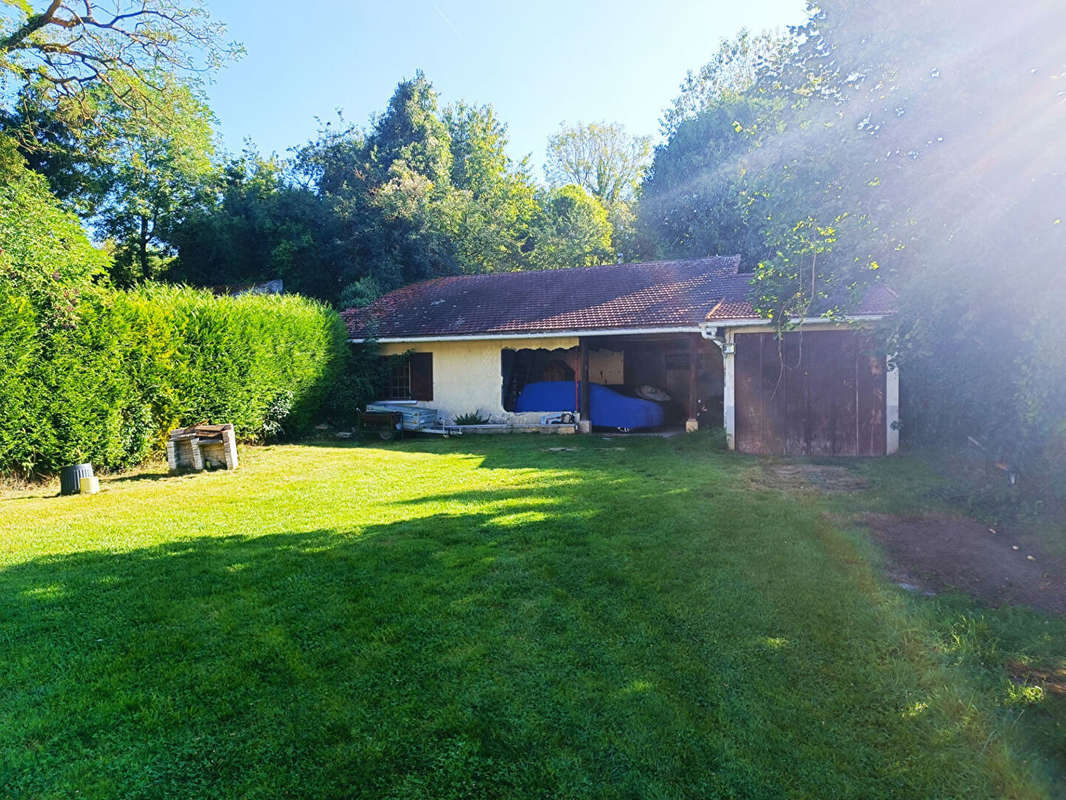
[863,512,1066,615]
[758,461,1066,614]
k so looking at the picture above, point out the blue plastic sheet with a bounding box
[515,381,665,430]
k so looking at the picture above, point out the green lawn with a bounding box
[2,436,1064,799]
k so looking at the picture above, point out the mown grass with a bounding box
[1,436,1064,798]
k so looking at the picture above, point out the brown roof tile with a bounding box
[343,256,895,339]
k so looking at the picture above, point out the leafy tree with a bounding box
[527,184,612,270]
[660,29,793,137]
[639,12,881,316]
[171,75,489,307]
[637,94,780,263]
[337,276,381,310]
[0,86,108,214]
[167,150,338,298]
[545,121,649,260]
[0,135,108,313]
[364,72,452,187]
[295,73,459,296]
[89,81,215,284]
[545,121,650,207]
[2,78,216,285]
[168,73,631,308]
[0,4,236,289]
[445,102,537,272]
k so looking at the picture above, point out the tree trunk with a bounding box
[139,216,150,281]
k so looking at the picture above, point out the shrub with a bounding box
[0,284,349,476]
[318,343,389,429]
[454,411,490,425]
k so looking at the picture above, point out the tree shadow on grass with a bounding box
[101,469,174,485]
[0,477,1058,799]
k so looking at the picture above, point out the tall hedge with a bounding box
[0,285,347,476]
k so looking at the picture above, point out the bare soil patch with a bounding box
[1007,660,1066,696]
[864,513,1066,615]
[763,463,869,493]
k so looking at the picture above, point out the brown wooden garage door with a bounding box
[735,330,886,456]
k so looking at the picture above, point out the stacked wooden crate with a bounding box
[167,424,239,472]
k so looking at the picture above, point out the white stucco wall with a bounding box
[380,337,581,424]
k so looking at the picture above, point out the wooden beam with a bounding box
[723,330,736,449]
[579,337,590,432]
[886,354,900,455]
[572,348,579,416]
[684,334,699,432]
[688,335,698,419]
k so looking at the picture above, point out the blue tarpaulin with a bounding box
[515,381,665,430]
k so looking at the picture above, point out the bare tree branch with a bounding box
[1,0,240,129]
[0,0,64,49]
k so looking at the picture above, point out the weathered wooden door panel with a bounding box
[735,331,886,456]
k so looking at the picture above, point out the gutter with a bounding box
[347,315,889,345]
[699,313,887,336]
[347,325,703,344]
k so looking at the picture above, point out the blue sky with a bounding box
[204,0,808,179]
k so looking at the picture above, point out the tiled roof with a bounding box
[343,256,896,339]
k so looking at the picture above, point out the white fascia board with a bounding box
[347,326,702,344]
[701,314,886,331]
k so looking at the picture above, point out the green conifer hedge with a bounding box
[0,285,348,476]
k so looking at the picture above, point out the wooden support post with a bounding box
[571,349,579,418]
[886,354,900,455]
[723,330,736,450]
[686,334,699,432]
[578,337,591,433]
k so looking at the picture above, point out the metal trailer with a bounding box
[363,402,463,439]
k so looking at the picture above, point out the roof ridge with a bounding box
[345,256,744,311]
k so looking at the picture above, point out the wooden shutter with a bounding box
[410,352,433,401]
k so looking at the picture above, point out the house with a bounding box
[343,256,899,456]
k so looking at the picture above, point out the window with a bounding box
[384,353,433,401]
[387,359,411,400]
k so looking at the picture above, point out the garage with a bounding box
[734,329,890,456]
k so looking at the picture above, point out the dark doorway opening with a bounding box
[501,348,576,412]
[612,336,723,428]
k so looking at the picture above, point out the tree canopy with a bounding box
[527,184,613,270]
[0,135,107,303]
[544,121,651,208]
[634,0,1066,474]
[165,72,618,302]
[0,0,239,129]
[445,102,538,274]
[659,28,793,137]
[545,121,649,260]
